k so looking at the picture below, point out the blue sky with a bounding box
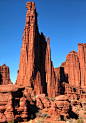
[0,0,86,84]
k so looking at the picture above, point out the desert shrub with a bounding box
[35,110,42,117]
[35,118,43,123]
[29,119,32,123]
[76,119,80,123]
[20,84,22,86]
[26,85,31,88]
[66,119,74,123]
[84,108,86,111]
[8,119,14,123]
[45,96,48,99]
[64,116,67,121]
[54,117,58,121]
[35,110,50,119]
[44,109,48,112]
[77,108,80,111]
[42,113,50,119]
[84,112,86,114]
[50,97,55,101]
[76,119,83,123]
[31,114,33,119]
[39,118,43,123]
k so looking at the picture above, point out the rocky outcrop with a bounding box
[0,84,74,123]
[0,92,13,123]
[16,1,58,98]
[0,85,23,123]
[0,84,38,123]
[35,94,71,119]
[0,64,12,85]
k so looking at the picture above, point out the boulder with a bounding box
[0,84,24,93]
[55,95,68,101]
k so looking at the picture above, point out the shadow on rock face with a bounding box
[0,73,2,85]
[26,99,39,120]
[69,105,78,119]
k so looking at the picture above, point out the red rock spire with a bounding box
[16,2,58,98]
[16,1,37,86]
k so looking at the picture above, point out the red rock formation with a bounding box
[65,50,80,87]
[36,94,71,119]
[54,43,86,91]
[16,1,58,98]
[0,85,74,122]
[45,37,56,98]
[15,1,86,98]
[55,51,80,88]
[64,43,86,89]
[0,84,39,123]
[34,71,42,95]
[0,64,12,85]
[78,43,86,88]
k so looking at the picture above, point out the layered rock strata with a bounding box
[0,64,12,85]
[36,94,71,119]
[0,84,38,123]
[0,85,76,122]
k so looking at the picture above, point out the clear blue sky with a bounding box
[0,0,86,84]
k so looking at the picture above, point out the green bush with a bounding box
[84,112,86,114]
[42,113,50,119]
[54,117,58,121]
[50,97,55,101]
[77,108,80,111]
[77,119,80,123]
[84,108,86,111]
[8,119,14,123]
[45,96,48,99]
[35,110,42,117]
[76,119,83,123]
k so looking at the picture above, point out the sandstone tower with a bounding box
[0,64,12,85]
[16,2,59,98]
[54,43,86,91]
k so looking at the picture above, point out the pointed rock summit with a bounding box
[16,1,59,98]
[16,1,86,98]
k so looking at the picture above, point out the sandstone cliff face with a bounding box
[54,43,86,90]
[16,1,57,98]
[65,50,80,87]
[0,64,12,85]
[78,43,86,88]
[64,44,86,88]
